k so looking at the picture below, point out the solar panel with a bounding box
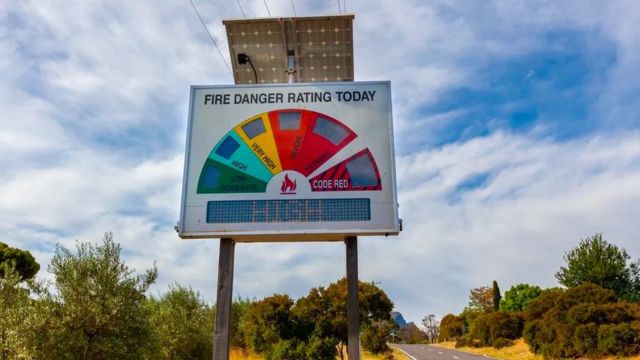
[223,15,354,84]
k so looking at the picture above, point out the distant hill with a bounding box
[391,311,407,327]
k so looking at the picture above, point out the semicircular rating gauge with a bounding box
[197,109,382,194]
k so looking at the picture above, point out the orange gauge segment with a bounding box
[309,149,382,191]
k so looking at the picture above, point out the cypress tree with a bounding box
[492,280,501,311]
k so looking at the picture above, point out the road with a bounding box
[391,344,497,360]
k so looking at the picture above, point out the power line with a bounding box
[337,0,341,14]
[343,0,347,13]
[236,0,246,17]
[187,0,232,75]
[263,0,272,16]
[290,0,296,16]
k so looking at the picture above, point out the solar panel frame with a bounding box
[223,15,354,84]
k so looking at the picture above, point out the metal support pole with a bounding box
[346,236,360,360]
[213,238,235,360]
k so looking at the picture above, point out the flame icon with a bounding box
[281,174,297,194]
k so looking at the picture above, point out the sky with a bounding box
[1,0,640,324]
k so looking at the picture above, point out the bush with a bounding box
[469,311,523,347]
[597,322,640,356]
[361,321,394,354]
[573,323,599,357]
[568,303,635,326]
[266,339,306,360]
[523,284,640,358]
[305,335,338,360]
[492,337,513,349]
[555,283,616,313]
[525,288,563,321]
[454,335,477,348]
[439,314,464,341]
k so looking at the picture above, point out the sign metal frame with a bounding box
[178,81,399,241]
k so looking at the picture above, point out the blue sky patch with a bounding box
[406,29,617,152]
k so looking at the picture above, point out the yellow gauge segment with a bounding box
[233,113,283,174]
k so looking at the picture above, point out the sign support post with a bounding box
[213,238,235,360]
[178,15,400,360]
[346,236,360,360]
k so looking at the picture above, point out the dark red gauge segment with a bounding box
[269,110,357,177]
[309,148,382,191]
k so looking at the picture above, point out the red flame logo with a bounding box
[281,174,297,194]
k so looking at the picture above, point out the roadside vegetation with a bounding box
[0,232,400,359]
[437,233,640,359]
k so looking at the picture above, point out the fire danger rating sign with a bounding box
[178,82,400,241]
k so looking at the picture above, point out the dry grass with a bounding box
[229,347,411,360]
[362,348,412,360]
[229,348,263,360]
[436,339,640,360]
[437,339,541,360]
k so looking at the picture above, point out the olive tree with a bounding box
[48,232,158,359]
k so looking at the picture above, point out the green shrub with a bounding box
[568,303,635,325]
[523,319,543,353]
[524,284,640,358]
[469,311,523,347]
[470,315,491,346]
[454,335,477,348]
[492,337,513,349]
[305,335,338,360]
[597,322,640,356]
[525,288,563,321]
[361,321,393,354]
[573,323,599,357]
[555,283,616,313]
[439,314,464,341]
[266,339,306,360]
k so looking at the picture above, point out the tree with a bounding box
[146,284,214,359]
[243,294,295,354]
[0,267,31,359]
[397,322,427,344]
[555,233,640,301]
[0,242,40,280]
[467,286,494,313]
[492,281,501,311]
[293,278,394,359]
[421,314,440,343]
[48,232,158,359]
[361,320,396,353]
[500,284,542,312]
[439,314,464,341]
[230,297,253,350]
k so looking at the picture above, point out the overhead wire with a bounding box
[263,0,272,16]
[290,0,297,16]
[337,0,341,14]
[186,0,232,75]
[236,0,246,17]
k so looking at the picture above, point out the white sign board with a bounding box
[179,82,399,241]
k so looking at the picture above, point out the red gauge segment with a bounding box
[268,110,312,174]
[309,149,382,191]
[269,109,357,176]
